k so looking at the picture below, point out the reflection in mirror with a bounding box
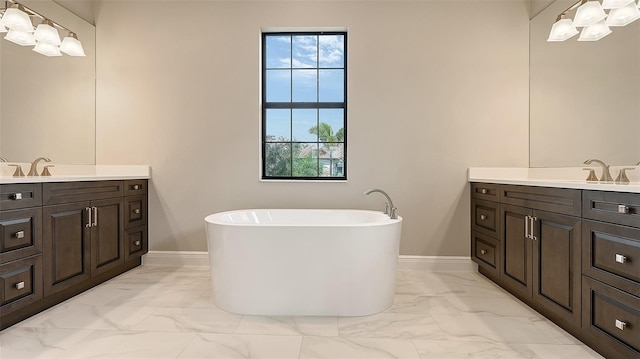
[530,0,640,167]
[0,0,95,164]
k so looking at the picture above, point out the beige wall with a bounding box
[94,0,530,256]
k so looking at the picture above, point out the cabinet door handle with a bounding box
[480,214,487,221]
[133,208,141,214]
[134,240,141,246]
[618,205,629,214]
[615,319,627,331]
[85,207,92,228]
[481,188,488,194]
[530,216,537,240]
[132,184,140,190]
[480,249,487,255]
[524,215,530,239]
[92,206,98,227]
[14,230,25,239]
[10,193,22,200]
[15,281,25,290]
[615,254,627,263]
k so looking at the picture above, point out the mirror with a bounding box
[529,0,640,167]
[0,0,95,164]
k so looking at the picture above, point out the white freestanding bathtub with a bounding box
[204,209,402,316]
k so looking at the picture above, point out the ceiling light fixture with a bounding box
[34,19,61,45]
[548,0,640,41]
[5,28,35,45]
[0,0,85,56]
[59,32,85,56]
[0,4,32,32]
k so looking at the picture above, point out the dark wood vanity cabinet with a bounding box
[500,185,582,329]
[471,183,640,359]
[0,184,44,317]
[470,183,501,279]
[0,179,148,330]
[581,190,640,359]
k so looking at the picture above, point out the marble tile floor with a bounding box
[0,266,604,359]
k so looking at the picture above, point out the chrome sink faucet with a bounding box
[583,159,613,182]
[0,157,7,162]
[364,188,398,219]
[27,157,51,176]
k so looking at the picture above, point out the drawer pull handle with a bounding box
[618,205,629,214]
[481,189,488,194]
[85,207,92,228]
[132,185,140,190]
[615,254,627,264]
[15,281,25,290]
[480,249,487,255]
[480,215,487,221]
[615,319,627,331]
[10,193,22,200]
[14,231,25,239]
[133,209,141,214]
[134,240,141,246]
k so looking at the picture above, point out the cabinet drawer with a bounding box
[471,183,500,202]
[124,180,147,196]
[583,191,640,228]
[583,220,640,296]
[0,255,43,315]
[0,208,42,264]
[472,199,499,238]
[43,181,124,205]
[125,226,148,261]
[0,183,42,210]
[124,195,147,229]
[501,185,581,216]
[471,231,499,277]
[583,276,640,356]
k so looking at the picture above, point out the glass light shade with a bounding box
[602,0,634,9]
[4,29,36,46]
[59,35,85,56]
[34,22,61,45]
[606,2,640,25]
[578,21,612,41]
[573,1,608,26]
[33,42,62,56]
[548,19,580,41]
[0,7,34,32]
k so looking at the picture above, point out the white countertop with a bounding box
[468,167,640,194]
[0,165,150,184]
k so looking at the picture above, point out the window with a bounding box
[262,32,347,180]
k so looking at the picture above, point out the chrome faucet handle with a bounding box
[9,164,25,177]
[615,168,635,185]
[582,168,598,182]
[41,165,55,176]
[384,202,390,215]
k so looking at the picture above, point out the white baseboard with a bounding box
[142,251,210,266]
[397,255,477,271]
[143,251,476,272]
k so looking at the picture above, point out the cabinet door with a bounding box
[43,202,91,296]
[90,198,124,276]
[500,204,533,297]
[532,210,581,327]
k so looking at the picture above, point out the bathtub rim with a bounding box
[204,208,402,227]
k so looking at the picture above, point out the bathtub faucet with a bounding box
[364,188,398,219]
